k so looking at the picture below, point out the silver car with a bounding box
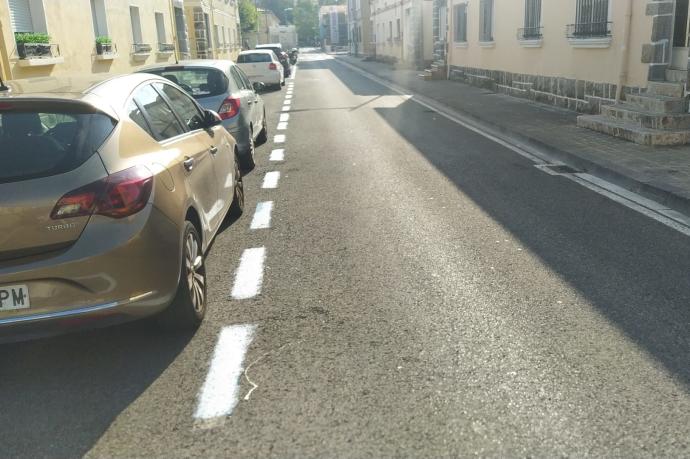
[141,60,267,170]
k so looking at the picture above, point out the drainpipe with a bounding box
[0,20,12,81]
[168,0,179,63]
[615,0,633,102]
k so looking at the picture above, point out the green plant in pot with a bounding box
[15,32,51,58]
[96,35,113,55]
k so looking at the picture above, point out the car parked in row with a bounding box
[255,43,292,79]
[0,73,244,340]
[142,60,267,170]
[237,50,284,90]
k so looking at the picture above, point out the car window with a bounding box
[238,53,271,63]
[155,83,205,132]
[146,68,229,99]
[0,102,115,183]
[230,66,249,90]
[133,84,185,141]
[235,67,253,90]
[127,99,153,137]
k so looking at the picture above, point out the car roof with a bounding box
[240,50,274,55]
[0,73,179,119]
[139,59,233,72]
[256,44,282,49]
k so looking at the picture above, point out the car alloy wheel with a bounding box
[184,230,205,313]
[230,155,245,216]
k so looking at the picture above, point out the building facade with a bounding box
[0,0,241,82]
[254,8,281,46]
[348,0,373,56]
[370,0,432,67]
[320,4,348,49]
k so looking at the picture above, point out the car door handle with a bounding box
[183,157,195,171]
[209,146,218,155]
[247,100,254,105]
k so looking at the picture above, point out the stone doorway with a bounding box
[671,0,690,72]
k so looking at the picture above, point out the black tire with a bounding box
[157,221,206,330]
[256,113,268,146]
[239,129,256,171]
[229,153,245,217]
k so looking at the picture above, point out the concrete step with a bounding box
[666,68,687,82]
[601,103,690,130]
[496,84,529,99]
[577,114,690,145]
[647,81,685,98]
[626,93,689,114]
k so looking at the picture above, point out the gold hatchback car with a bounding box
[0,73,244,340]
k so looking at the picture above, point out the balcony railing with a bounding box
[158,43,175,53]
[132,43,152,54]
[517,26,543,40]
[566,21,612,39]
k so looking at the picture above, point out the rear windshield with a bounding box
[238,53,272,63]
[0,102,116,184]
[257,47,282,56]
[146,68,228,99]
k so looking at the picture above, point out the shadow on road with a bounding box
[0,321,194,458]
[298,52,690,390]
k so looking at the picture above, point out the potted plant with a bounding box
[95,36,113,55]
[15,32,51,58]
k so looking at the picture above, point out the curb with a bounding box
[335,56,690,217]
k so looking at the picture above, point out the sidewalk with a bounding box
[335,55,690,216]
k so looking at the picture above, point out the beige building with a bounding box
[184,0,241,60]
[348,0,373,56]
[370,0,432,67]
[0,0,241,82]
[444,0,690,145]
[255,8,281,46]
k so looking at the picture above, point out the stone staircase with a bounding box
[419,60,446,80]
[577,81,690,146]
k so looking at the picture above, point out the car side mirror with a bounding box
[203,110,222,128]
[252,82,265,93]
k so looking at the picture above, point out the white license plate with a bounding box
[0,284,30,311]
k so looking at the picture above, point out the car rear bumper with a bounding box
[0,205,180,340]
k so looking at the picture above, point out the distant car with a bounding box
[0,73,244,340]
[255,43,291,78]
[141,60,267,170]
[237,50,284,90]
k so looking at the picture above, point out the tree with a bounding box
[294,0,318,45]
[239,0,258,34]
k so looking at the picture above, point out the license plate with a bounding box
[0,284,30,311]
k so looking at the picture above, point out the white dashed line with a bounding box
[194,324,256,428]
[277,122,288,130]
[274,134,285,143]
[250,201,274,229]
[286,91,293,95]
[262,171,280,189]
[281,106,290,112]
[284,99,292,105]
[285,95,292,100]
[279,114,289,122]
[269,148,285,161]
[231,247,266,299]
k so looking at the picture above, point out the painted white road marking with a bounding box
[262,171,281,189]
[281,106,290,112]
[284,99,292,105]
[231,247,266,299]
[194,324,256,427]
[274,134,286,143]
[285,95,293,100]
[270,149,285,161]
[250,201,274,229]
[279,114,290,122]
[277,122,288,130]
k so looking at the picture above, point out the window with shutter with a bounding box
[522,0,542,39]
[574,0,610,37]
[453,3,467,43]
[8,0,34,33]
[479,0,494,42]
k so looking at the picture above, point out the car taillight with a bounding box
[51,166,153,220]
[269,63,277,70]
[218,96,241,120]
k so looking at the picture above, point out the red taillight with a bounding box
[218,97,241,120]
[269,63,278,70]
[51,166,153,220]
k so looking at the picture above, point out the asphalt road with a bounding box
[1,50,689,458]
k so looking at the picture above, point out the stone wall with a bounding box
[449,65,644,114]
[641,0,675,82]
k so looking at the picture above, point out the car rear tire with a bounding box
[256,112,268,146]
[240,129,256,171]
[157,222,206,330]
[229,153,245,217]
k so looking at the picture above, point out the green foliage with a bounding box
[14,32,50,44]
[294,0,318,45]
[95,35,112,44]
[239,0,258,34]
